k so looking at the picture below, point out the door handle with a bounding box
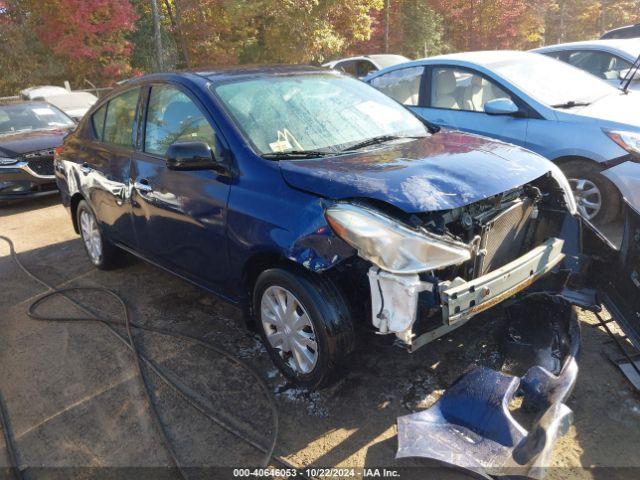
[134,179,153,193]
[80,162,92,174]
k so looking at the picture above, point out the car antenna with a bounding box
[620,52,640,94]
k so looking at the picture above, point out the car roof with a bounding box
[414,50,539,67]
[118,65,334,88]
[323,54,408,67]
[197,64,330,81]
[602,23,640,38]
[532,39,640,59]
[0,100,54,108]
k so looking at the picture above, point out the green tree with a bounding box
[400,0,445,57]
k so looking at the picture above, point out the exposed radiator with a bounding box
[477,199,534,276]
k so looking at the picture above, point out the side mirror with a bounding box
[619,68,640,81]
[484,98,520,116]
[165,141,220,171]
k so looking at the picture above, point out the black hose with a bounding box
[0,235,298,478]
[0,392,21,480]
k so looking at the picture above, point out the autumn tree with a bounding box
[352,0,445,58]
[544,0,640,44]
[0,0,66,95]
[29,0,138,86]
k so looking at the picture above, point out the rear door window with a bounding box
[369,66,425,106]
[102,88,141,148]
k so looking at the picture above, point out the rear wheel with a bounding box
[561,159,621,223]
[253,267,354,389]
[76,200,122,270]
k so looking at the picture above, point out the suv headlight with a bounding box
[325,203,472,274]
[604,129,640,158]
[0,157,18,165]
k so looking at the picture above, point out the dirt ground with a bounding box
[1,196,640,480]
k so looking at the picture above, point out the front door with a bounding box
[414,66,529,147]
[130,83,232,292]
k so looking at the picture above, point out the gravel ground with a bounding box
[1,196,639,480]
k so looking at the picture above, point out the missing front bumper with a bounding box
[442,237,565,325]
[368,237,566,350]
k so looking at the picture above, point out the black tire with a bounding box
[560,159,621,224]
[76,200,122,270]
[253,267,355,389]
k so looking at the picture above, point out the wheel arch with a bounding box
[69,192,86,234]
[553,155,602,168]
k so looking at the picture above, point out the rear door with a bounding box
[79,88,141,248]
[130,82,232,292]
[413,66,529,146]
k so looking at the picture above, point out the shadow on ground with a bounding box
[1,206,639,479]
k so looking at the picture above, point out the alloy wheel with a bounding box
[80,210,102,264]
[260,285,318,374]
[568,177,602,220]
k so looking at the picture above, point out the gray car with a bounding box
[532,39,640,91]
[364,51,640,227]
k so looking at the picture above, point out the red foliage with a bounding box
[431,0,532,51]
[33,0,137,84]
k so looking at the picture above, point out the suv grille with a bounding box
[24,149,55,176]
[477,199,534,275]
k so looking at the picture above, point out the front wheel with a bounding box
[253,268,354,389]
[561,159,621,224]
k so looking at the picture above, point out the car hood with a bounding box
[279,131,554,214]
[0,128,70,157]
[565,91,640,128]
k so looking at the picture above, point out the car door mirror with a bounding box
[619,68,640,81]
[484,98,520,116]
[165,141,221,171]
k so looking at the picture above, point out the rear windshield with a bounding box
[0,103,74,135]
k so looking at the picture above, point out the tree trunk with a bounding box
[164,0,190,68]
[384,0,390,53]
[151,0,164,70]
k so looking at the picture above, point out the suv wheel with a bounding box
[253,268,354,389]
[561,159,621,223]
[76,200,122,269]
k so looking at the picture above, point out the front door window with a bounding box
[144,85,217,156]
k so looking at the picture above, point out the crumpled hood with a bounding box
[566,91,640,128]
[0,128,70,157]
[279,131,554,213]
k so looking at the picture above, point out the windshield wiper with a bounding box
[341,134,422,152]
[261,150,336,159]
[621,52,640,93]
[551,100,591,109]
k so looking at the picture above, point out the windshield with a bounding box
[0,103,74,135]
[490,54,618,106]
[212,73,428,155]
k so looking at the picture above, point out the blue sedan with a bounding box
[54,66,578,388]
[365,51,640,225]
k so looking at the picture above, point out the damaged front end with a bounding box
[325,165,578,351]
